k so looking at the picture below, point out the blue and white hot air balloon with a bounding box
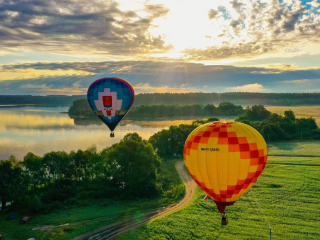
[87,77,135,137]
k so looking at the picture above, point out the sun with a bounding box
[151,0,225,51]
[117,0,230,54]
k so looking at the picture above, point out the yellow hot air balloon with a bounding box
[184,121,268,216]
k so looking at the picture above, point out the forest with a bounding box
[2,92,320,106]
[134,92,320,106]
[149,106,319,158]
[0,134,163,213]
[68,99,246,119]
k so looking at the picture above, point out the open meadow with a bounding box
[117,156,320,240]
[266,106,320,126]
[268,140,320,156]
[0,159,185,240]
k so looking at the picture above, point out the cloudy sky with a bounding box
[1,0,320,95]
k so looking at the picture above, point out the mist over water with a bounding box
[0,106,183,160]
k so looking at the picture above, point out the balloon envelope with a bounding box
[184,121,268,213]
[87,77,135,132]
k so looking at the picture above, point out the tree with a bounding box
[107,133,162,198]
[204,104,217,115]
[218,102,244,116]
[235,115,251,122]
[84,145,102,181]
[261,124,276,142]
[149,129,171,157]
[284,110,295,122]
[43,151,70,185]
[297,117,318,131]
[267,113,283,123]
[23,152,46,190]
[28,195,42,213]
[0,157,23,211]
[207,117,220,122]
[149,124,196,157]
[121,133,142,142]
[191,118,220,127]
[245,105,271,121]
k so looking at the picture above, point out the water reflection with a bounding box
[73,117,195,128]
[0,106,195,160]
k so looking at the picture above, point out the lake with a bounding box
[0,106,197,160]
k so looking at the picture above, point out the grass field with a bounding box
[266,106,320,126]
[0,159,185,240]
[268,140,320,156]
[117,156,320,240]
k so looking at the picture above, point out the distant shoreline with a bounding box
[0,104,37,108]
[0,104,72,108]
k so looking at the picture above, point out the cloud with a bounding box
[230,19,240,28]
[281,6,305,32]
[249,64,304,74]
[0,0,319,62]
[44,88,86,94]
[1,60,320,94]
[133,85,203,94]
[281,79,320,83]
[0,0,171,56]
[208,9,219,20]
[183,1,320,60]
[229,0,243,14]
[0,64,94,80]
[307,0,320,9]
[20,83,51,89]
[226,83,267,92]
[133,82,203,93]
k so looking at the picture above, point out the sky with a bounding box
[1,0,320,95]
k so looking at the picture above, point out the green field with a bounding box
[0,159,185,240]
[117,157,320,240]
[268,140,320,156]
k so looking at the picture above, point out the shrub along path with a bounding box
[71,161,197,240]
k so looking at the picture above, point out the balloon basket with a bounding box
[221,213,228,225]
[110,133,115,138]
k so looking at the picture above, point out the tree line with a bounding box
[235,105,319,141]
[68,99,245,119]
[134,92,320,106]
[2,92,320,106]
[0,134,162,213]
[150,106,320,158]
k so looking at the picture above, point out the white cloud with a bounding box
[281,79,320,83]
[226,83,267,92]
[182,0,320,60]
[135,82,150,87]
[19,84,51,89]
[307,0,320,9]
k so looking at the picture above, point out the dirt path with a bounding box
[72,160,197,240]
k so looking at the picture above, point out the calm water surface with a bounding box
[0,106,194,160]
